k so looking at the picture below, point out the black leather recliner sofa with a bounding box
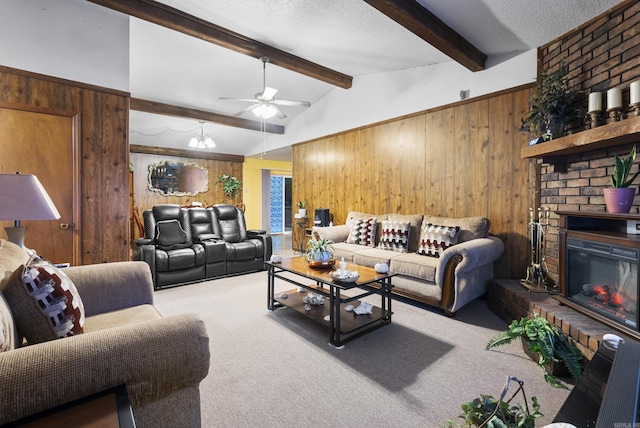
[136,204,271,289]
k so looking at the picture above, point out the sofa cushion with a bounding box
[389,252,438,283]
[423,215,490,242]
[387,214,423,252]
[417,223,460,258]
[156,219,192,250]
[353,248,404,268]
[346,212,388,243]
[377,220,411,253]
[0,240,30,352]
[346,217,377,247]
[2,259,85,344]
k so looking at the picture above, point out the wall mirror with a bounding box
[148,161,208,196]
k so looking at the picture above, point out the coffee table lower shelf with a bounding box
[274,287,390,336]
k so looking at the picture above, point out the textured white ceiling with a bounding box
[129,0,624,161]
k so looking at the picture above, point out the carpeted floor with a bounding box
[153,269,572,427]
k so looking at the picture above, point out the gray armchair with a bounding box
[210,204,272,274]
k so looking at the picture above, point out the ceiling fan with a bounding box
[219,56,311,120]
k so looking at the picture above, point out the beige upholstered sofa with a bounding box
[0,239,210,427]
[313,211,504,315]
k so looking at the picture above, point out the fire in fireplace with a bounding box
[565,237,639,331]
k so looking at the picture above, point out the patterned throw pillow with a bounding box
[2,259,85,344]
[378,220,411,253]
[346,217,377,247]
[417,223,460,258]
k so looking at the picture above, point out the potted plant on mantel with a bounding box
[604,145,640,213]
[485,315,583,389]
[521,61,581,141]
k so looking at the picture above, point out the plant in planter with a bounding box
[444,377,542,428]
[485,315,583,389]
[521,61,581,140]
[218,174,242,200]
[306,231,334,263]
[298,200,306,217]
[603,145,640,213]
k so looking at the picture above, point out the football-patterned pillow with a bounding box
[346,217,377,247]
[417,223,460,258]
[2,259,85,344]
[377,220,411,253]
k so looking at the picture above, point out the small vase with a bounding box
[603,187,635,213]
[298,208,307,217]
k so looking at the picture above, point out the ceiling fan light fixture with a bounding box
[253,104,278,119]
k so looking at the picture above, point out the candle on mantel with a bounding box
[607,87,622,110]
[588,92,602,113]
[631,80,640,105]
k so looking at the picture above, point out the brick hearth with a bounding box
[487,279,634,361]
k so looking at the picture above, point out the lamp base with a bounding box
[5,226,27,247]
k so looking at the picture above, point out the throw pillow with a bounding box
[156,219,191,250]
[418,222,460,258]
[377,220,411,253]
[346,217,377,247]
[2,259,85,344]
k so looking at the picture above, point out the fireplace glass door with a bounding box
[566,237,639,331]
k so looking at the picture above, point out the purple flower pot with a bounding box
[603,187,635,213]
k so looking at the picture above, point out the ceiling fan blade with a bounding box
[262,87,278,100]
[233,104,261,117]
[219,96,259,103]
[272,99,311,107]
[272,104,287,119]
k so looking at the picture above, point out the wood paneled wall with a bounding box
[0,66,129,264]
[130,152,243,230]
[293,85,536,279]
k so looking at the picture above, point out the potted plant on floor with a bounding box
[485,315,583,388]
[444,376,542,428]
[603,145,640,213]
[521,61,580,140]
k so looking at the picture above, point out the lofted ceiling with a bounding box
[105,0,624,162]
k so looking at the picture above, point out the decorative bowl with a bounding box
[328,269,360,283]
[307,259,336,269]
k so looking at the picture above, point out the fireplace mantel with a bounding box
[521,116,640,161]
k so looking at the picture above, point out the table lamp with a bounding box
[0,173,61,247]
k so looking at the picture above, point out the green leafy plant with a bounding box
[218,174,242,199]
[298,200,306,209]
[521,61,580,138]
[306,231,334,262]
[485,316,583,388]
[444,377,542,428]
[610,145,640,188]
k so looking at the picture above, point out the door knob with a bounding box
[60,223,75,230]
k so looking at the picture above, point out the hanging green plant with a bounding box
[218,174,242,200]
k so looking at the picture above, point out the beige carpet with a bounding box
[153,269,572,427]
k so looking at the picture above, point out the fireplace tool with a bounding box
[521,207,551,292]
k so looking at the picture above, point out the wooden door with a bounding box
[0,105,78,265]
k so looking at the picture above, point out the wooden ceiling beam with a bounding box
[130,98,285,135]
[364,0,486,72]
[87,0,352,89]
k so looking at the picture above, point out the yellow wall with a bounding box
[243,158,292,229]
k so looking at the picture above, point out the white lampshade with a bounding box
[0,173,61,246]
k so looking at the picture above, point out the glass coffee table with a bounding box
[266,256,394,348]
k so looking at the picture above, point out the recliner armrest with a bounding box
[0,314,210,425]
[193,233,219,243]
[134,238,154,246]
[247,229,267,235]
[64,261,154,316]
